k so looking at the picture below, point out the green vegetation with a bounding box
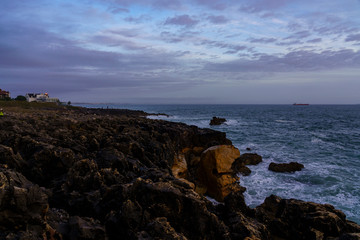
[14,95,27,101]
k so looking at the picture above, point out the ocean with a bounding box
[75,104,360,224]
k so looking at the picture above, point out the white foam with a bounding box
[275,120,296,123]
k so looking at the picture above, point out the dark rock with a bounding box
[246,147,251,151]
[0,168,49,238]
[210,116,227,126]
[237,153,263,166]
[256,195,360,240]
[232,153,262,175]
[268,162,304,173]
[1,104,359,239]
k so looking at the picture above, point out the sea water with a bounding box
[75,104,360,223]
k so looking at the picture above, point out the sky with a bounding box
[1,0,360,104]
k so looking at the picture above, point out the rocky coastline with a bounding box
[0,103,359,240]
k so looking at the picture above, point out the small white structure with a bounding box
[25,93,59,103]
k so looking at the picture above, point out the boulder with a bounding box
[237,153,263,165]
[209,117,226,126]
[268,162,304,173]
[256,195,360,240]
[0,168,49,236]
[198,145,241,201]
[232,153,262,176]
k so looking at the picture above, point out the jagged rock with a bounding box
[105,178,231,240]
[268,162,304,173]
[235,153,262,166]
[0,168,49,237]
[232,153,262,176]
[198,145,241,201]
[1,104,359,239]
[210,116,227,126]
[0,144,27,170]
[255,195,360,240]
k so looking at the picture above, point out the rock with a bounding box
[144,217,187,240]
[268,162,304,173]
[256,195,360,240]
[232,153,262,176]
[210,116,227,126]
[237,153,263,166]
[172,152,188,179]
[105,178,231,240]
[0,168,48,236]
[234,165,252,176]
[198,145,241,201]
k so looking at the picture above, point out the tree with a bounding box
[15,95,27,101]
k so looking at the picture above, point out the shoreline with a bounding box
[0,102,359,239]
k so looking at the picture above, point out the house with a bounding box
[0,89,10,99]
[25,93,59,103]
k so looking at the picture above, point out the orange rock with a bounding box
[198,145,240,201]
[172,153,188,179]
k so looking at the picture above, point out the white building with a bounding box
[25,93,59,103]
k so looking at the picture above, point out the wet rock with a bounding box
[256,195,359,240]
[236,153,263,166]
[198,145,241,201]
[268,162,304,173]
[232,153,262,176]
[210,116,227,126]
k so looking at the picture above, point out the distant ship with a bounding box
[293,103,309,106]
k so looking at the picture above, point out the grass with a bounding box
[0,100,79,113]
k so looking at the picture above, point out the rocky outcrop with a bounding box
[198,145,242,201]
[256,195,360,240]
[269,162,304,173]
[210,116,227,125]
[0,104,358,239]
[232,153,262,176]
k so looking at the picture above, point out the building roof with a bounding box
[0,89,10,95]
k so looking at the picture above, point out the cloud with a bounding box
[164,14,199,27]
[207,15,229,24]
[284,30,312,40]
[199,39,251,54]
[204,49,360,72]
[307,38,322,43]
[346,33,360,42]
[248,37,277,43]
[107,6,129,14]
[240,0,289,13]
[195,0,228,10]
[124,14,151,23]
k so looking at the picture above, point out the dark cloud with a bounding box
[199,40,251,54]
[240,0,289,13]
[0,23,200,98]
[307,38,322,43]
[107,28,140,38]
[284,30,312,40]
[124,15,151,23]
[92,35,146,50]
[151,0,183,10]
[195,0,228,10]
[276,40,303,46]
[248,37,277,43]
[204,49,360,72]
[346,33,360,42]
[160,30,199,43]
[107,6,129,14]
[164,15,199,27]
[207,15,229,24]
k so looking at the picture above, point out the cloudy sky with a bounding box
[1,0,360,104]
